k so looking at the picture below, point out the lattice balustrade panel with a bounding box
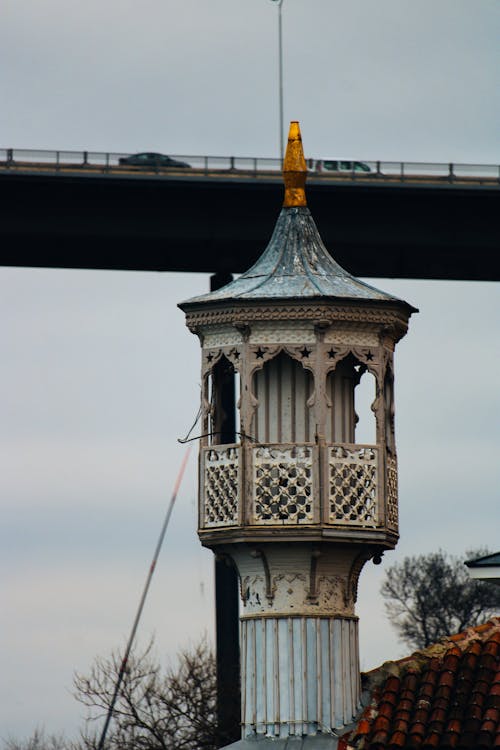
[328,445,379,526]
[253,445,314,524]
[203,446,240,527]
[386,454,398,531]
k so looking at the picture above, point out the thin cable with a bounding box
[178,431,258,444]
[179,397,203,444]
[96,447,191,750]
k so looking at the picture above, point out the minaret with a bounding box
[179,122,416,746]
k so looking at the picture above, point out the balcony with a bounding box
[200,443,398,533]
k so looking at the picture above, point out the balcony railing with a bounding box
[201,442,398,532]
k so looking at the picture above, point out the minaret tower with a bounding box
[180,123,416,746]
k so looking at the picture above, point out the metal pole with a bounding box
[96,448,191,750]
[278,0,284,160]
[210,272,241,748]
[270,0,284,160]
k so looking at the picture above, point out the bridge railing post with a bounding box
[448,163,454,183]
[400,161,404,182]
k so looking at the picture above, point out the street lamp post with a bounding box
[270,0,284,159]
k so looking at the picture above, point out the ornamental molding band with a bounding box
[185,303,411,340]
[179,121,416,744]
[200,320,393,349]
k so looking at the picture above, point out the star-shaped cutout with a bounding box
[255,347,265,359]
[232,350,240,359]
[327,348,337,359]
[206,352,214,362]
[300,347,311,358]
[366,351,374,361]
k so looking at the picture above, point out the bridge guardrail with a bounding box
[0,148,498,184]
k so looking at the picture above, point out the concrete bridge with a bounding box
[0,161,498,280]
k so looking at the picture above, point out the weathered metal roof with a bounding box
[465,551,500,568]
[181,206,413,308]
[224,734,339,749]
[181,121,416,312]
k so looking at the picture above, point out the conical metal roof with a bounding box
[183,205,405,305]
[180,122,415,312]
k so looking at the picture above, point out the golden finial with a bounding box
[283,121,307,207]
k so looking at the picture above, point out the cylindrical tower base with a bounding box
[241,615,360,740]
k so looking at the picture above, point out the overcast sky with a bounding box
[1,0,499,742]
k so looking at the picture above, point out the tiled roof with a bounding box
[342,617,500,750]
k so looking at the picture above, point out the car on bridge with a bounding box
[118,152,190,168]
[308,159,371,174]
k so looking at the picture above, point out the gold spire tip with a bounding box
[283,120,307,208]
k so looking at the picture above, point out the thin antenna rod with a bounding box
[97,447,191,750]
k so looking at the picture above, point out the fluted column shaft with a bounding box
[241,615,360,738]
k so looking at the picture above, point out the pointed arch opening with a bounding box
[207,355,240,445]
[325,354,376,445]
[252,351,314,443]
[384,365,395,454]
[354,368,377,445]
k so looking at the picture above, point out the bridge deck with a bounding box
[1,169,498,281]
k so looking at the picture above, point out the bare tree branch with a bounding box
[72,636,217,750]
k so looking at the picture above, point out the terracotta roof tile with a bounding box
[422,730,440,747]
[373,715,392,733]
[381,692,399,708]
[393,718,410,733]
[388,729,407,747]
[385,676,401,693]
[393,711,412,728]
[407,736,424,748]
[408,721,426,737]
[347,618,500,750]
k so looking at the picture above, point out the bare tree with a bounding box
[73,637,217,750]
[381,549,500,649]
[2,730,68,750]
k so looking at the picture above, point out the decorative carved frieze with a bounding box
[186,302,410,344]
[241,574,266,609]
[249,320,316,344]
[232,543,360,617]
[203,329,243,348]
[324,329,380,346]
